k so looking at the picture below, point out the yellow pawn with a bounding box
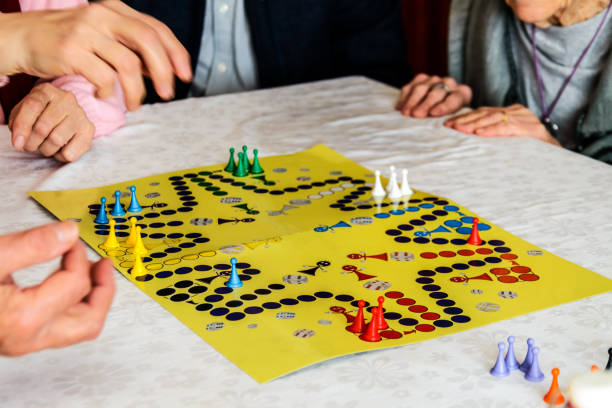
[132,226,148,256]
[131,253,146,277]
[101,219,119,250]
[125,217,138,247]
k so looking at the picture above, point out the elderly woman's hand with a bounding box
[444,104,560,145]
[396,73,473,118]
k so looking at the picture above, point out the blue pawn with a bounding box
[94,197,109,224]
[225,257,242,288]
[490,342,510,377]
[505,336,519,370]
[110,190,126,217]
[519,338,535,372]
[525,347,545,382]
[127,186,142,212]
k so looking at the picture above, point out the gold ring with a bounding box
[502,111,509,122]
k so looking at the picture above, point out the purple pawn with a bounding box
[490,342,510,377]
[524,346,545,382]
[519,338,535,373]
[505,335,519,370]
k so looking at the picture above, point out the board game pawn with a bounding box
[94,197,109,224]
[132,226,148,256]
[125,217,138,247]
[544,368,565,405]
[400,168,413,196]
[388,176,402,201]
[127,186,142,212]
[606,348,612,371]
[359,307,381,342]
[372,170,386,198]
[386,165,397,194]
[233,152,248,177]
[591,365,600,373]
[110,190,126,217]
[241,145,250,170]
[490,342,510,377]
[250,149,264,174]
[467,217,483,245]
[225,257,243,288]
[520,338,536,372]
[525,346,545,382]
[101,219,119,250]
[131,253,146,277]
[376,296,388,330]
[346,300,366,333]
[224,147,237,173]
[505,335,519,370]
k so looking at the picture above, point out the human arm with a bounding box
[8,83,96,162]
[444,104,560,145]
[0,221,115,356]
[0,0,192,111]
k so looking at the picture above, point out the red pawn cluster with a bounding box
[346,296,389,342]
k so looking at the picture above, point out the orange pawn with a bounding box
[543,367,565,405]
[359,307,381,342]
[467,217,483,245]
[591,365,600,373]
[376,296,388,330]
[346,300,366,333]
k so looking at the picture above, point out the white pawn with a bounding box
[400,168,413,197]
[386,166,397,194]
[388,178,402,201]
[372,170,386,198]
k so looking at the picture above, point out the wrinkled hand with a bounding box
[444,104,560,145]
[0,222,115,356]
[0,0,192,110]
[8,83,95,162]
[396,73,472,118]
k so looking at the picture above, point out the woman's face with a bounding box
[505,0,566,25]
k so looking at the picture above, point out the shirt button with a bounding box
[217,63,227,73]
[219,3,229,13]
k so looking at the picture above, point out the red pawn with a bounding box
[543,368,565,405]
[467,217,483,245]
[359,307,382,342]
[346,300,366,333]
[376,296,388,330]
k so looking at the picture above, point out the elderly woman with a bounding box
[396,0,612,164]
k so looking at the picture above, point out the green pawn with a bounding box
[224,147,236,173]
[250,148,264,174]
[241,145,251,172]
[233,152,248,177]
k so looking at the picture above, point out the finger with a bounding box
[28,241,93,321]
[410,88,449,118]
[429,92,467,117]
[38,117,74,158]
[401,76,441,115]
[83,258,115,319]
[102,0,192,82]
[89,34,145,110]
[9,90,51,152]
[474,122,519,137]
[74,52,120,105]
[56,120,94,162]
[444,109,490,128]
[453,111,506,134]
[0,221,79,276]
[395,84,412,111]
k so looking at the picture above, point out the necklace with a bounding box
[531,1,612,137]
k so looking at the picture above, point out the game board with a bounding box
[29,145,612,383]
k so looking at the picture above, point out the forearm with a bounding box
[0,12,28,76]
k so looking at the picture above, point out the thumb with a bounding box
[0,221,80,276]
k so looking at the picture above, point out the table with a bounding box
[1,77,611,408]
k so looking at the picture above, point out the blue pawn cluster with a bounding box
[110,190,126,216]
[490,336,544,382]
[225,257,243,288]
[94,197,109,224]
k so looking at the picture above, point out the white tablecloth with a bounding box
[1,77,611,408]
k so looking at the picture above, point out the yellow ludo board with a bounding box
[30,145,612,383]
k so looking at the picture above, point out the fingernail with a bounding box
[13,135,24,150]
[56,221,79,243]
[161,85,174,100]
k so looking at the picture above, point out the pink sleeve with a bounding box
[52,76,126,138]
[20,0,87,11]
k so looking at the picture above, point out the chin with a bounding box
[506,1,557,24]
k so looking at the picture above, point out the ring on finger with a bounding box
[501,111,509,122]
[429,82,451,94]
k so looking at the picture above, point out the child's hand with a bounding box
[8,83,95,162]
[444,104,560,146]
